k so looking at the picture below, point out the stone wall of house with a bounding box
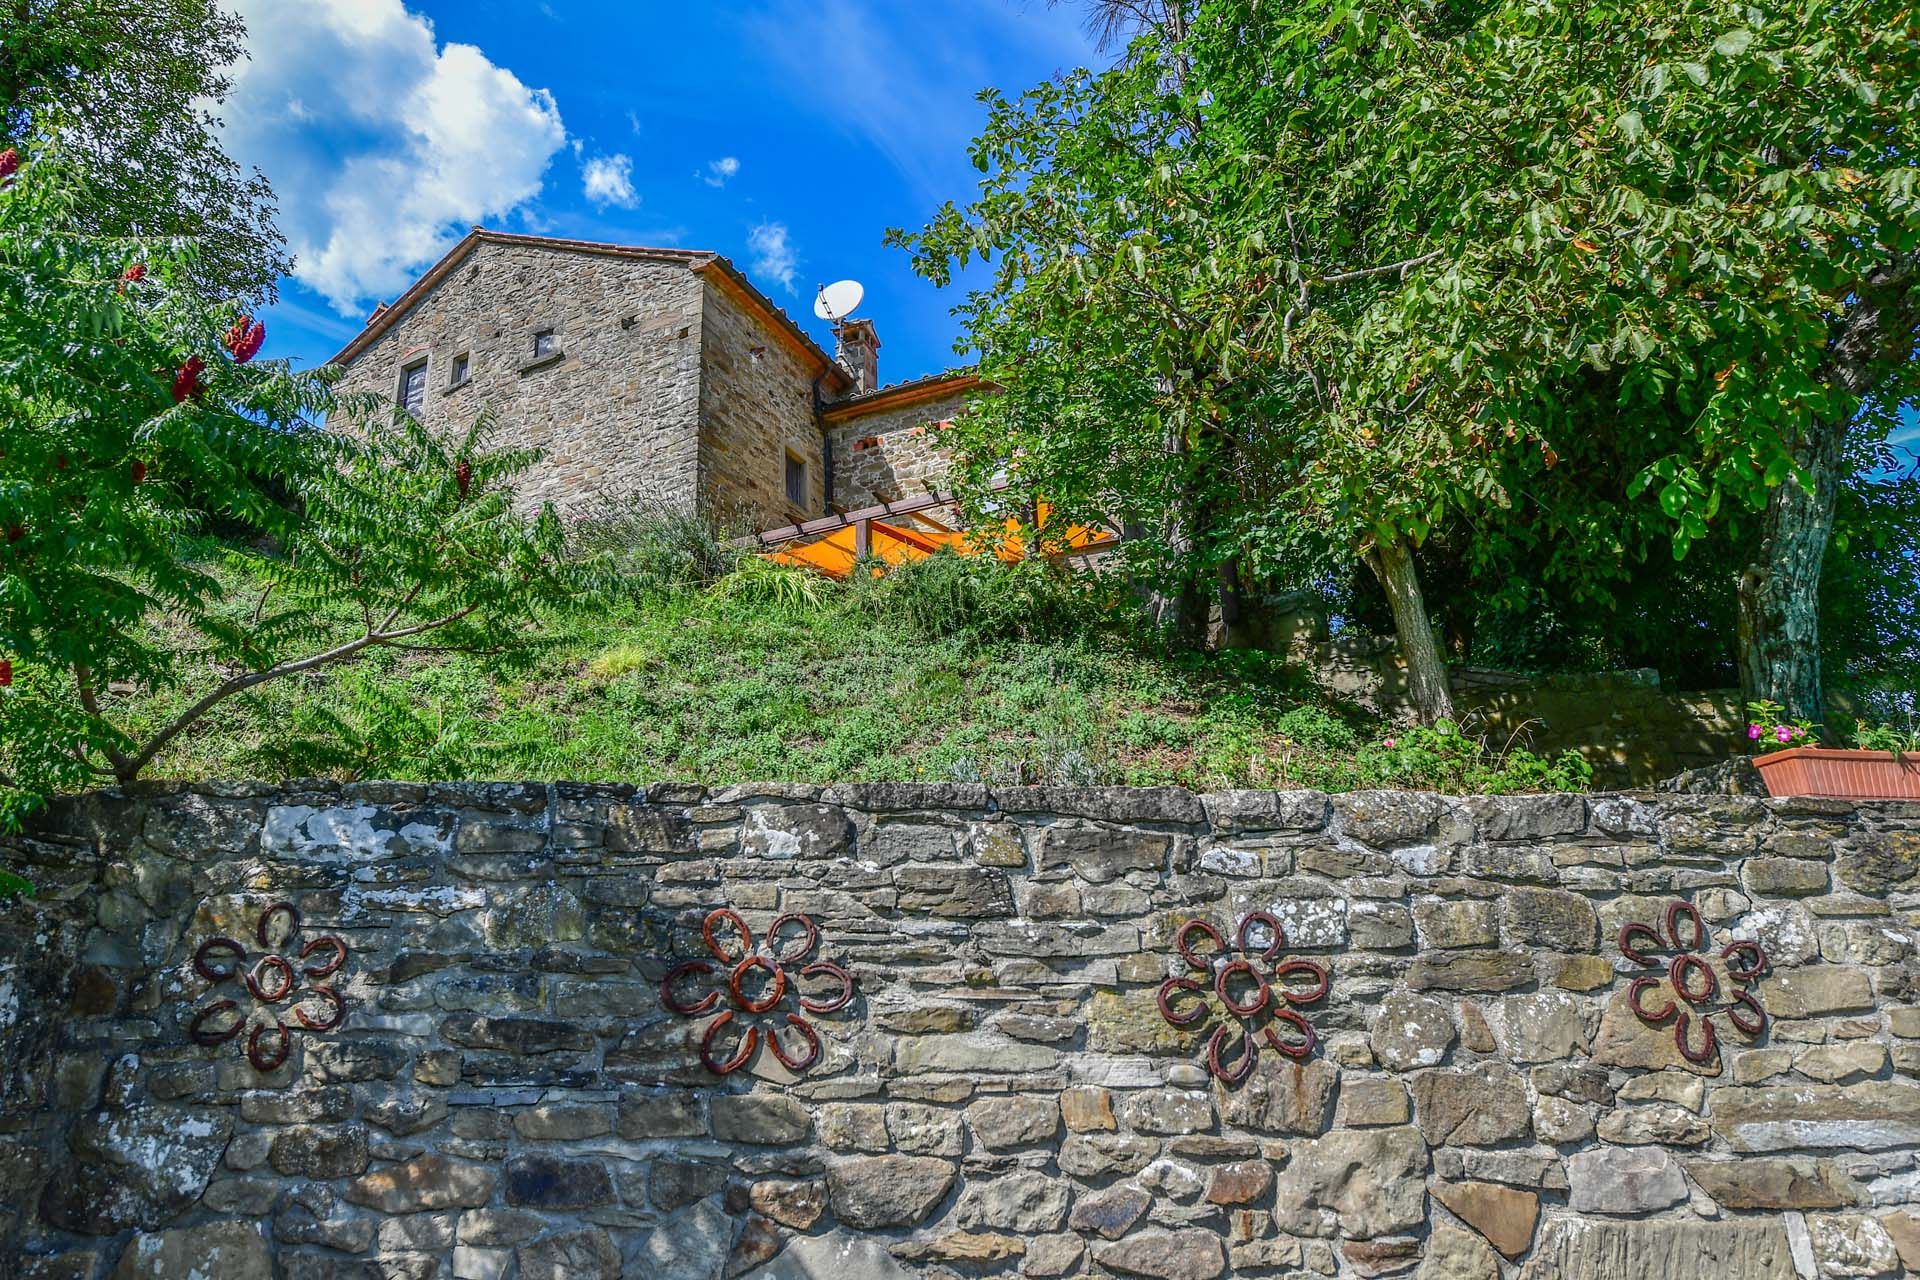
[332,241,707,518]
[698,288,828,529]
[826,392,972,510]
[6,782,1920,1280]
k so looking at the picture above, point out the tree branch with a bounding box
[1317,249,1444,286]
[115,602,483,781]
[72,664,131,774]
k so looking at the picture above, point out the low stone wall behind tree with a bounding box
[4,782,1920,1280]
[1288,620,1746,788]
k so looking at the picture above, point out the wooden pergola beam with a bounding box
[747,478,1013,549]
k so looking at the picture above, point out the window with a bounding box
[450,353,470,386]
[533,329,557,359]
[785,453,807,508]
[399,360,428,414]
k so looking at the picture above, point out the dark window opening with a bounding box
[400,360,428,413]
[533,329,557,358]
[451,353,470,385]
[785,453,807,508]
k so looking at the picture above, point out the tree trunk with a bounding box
[1366,538,1455,724]
[1213,553,1256,650]
[1135,401,1209,649]
[1735,419,1842,724]
[1737,252,1920,724]
[1128,523,1206,647]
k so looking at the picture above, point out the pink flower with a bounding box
[0,148,18,183]
[1775,725,1791,744]
[1747,724,1762,740]
[1383,738,1397,749]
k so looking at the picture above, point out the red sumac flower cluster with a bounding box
[172,355,205,403]
[223,317,265,364]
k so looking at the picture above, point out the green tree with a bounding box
[1272,0,1920,723]
[908,0,1919,722]
[894,5,1470,716]
[0,0,289,300]
[0,153,590,824]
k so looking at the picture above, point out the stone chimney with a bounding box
[834,318,880,394]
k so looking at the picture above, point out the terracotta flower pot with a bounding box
[1752,747,1920,800]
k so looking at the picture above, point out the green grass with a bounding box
[123,549,1591,794]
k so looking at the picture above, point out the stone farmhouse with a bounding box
[329,228,978,530]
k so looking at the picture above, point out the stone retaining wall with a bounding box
[1286,621,1743,788]
[4,782,1920,1279]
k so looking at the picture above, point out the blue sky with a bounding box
[220,0,1100,385]
[211,1,1917,463]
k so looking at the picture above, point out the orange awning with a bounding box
[765,499,1118,580]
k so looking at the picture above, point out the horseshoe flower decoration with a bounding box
[1616,899,1768,1066]
[1157,911,1329,1084]
[188,902,349,1072]
[660,909,854,1075]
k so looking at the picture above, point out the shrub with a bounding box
[1848,716,1920,756]
[568,497,745,594]
[1272,705,1360,752]
[1348,720,1592,793]
[709,557,834,612]
[844,549,1103,643]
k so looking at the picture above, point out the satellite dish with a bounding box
[814,279,865,322]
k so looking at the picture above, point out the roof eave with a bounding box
[692,258,850,393]
[821,372,987,423]
[327,229,488,367]
[324,229,836,376]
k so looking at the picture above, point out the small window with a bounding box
[399,360,428,413]
[450,353,470,385]
[785,453,807,508]
[533,329,557,359]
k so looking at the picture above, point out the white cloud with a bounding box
[582,153,640,209]
[221,0,568,314]
[747,221,798,294]
[702,156,741,187]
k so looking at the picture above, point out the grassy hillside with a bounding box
[121,541,1591,795]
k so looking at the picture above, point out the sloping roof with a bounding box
[326,228,850,391]
[821,369,986,423]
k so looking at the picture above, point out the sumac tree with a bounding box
[0,154,592,825]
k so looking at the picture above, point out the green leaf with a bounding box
[1658,482,1688,519]
[1712,29,1754,57]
